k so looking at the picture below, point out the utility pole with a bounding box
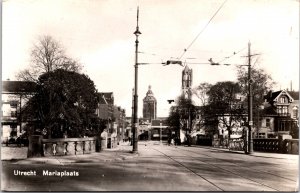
[238,42,260,154]
[132,7,141,153]
[246,41,254,154]
[19,94,22,133]
[160,122,162,144]
[131,88,134,146]
[188,107,191,146]
[149,103,152,141]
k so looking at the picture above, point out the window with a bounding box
[258,133,265,138]
[280,97,286,104]
[11,111,17,117]
[266,119,270,127]
[282,106,288,114]
[293,107,298,119]
[279,122,285,131]
[277,107,282,114]
[10,103,18,108]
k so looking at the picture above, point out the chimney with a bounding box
[267,90,273,101]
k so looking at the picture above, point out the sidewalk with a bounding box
[2,143,138,165]
[2,142,298,164]
[189,144,299,160]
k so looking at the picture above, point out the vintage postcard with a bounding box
[1,0,299,192]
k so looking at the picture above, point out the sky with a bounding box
[2,0,299,118]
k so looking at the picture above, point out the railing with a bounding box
[213,137,298,154]
[277,113,291,117]
[281,139,299,154]
[253,138,280,153]
[41,137,97,156]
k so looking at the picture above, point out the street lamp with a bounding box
[245,42,256,154]
[132,7,141,153]
[247,57,253,154]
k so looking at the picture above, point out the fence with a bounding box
[253,138,280,153]
[214,138,299,154]
[253,138,299,154]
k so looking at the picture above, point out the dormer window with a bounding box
[280,96,287,104]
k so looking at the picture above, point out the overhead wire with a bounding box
[172,46,247,66]
[217,46,247,64]
[178,0,228,60]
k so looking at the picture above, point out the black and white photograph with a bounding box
[1,0,299,191]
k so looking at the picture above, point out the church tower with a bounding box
[143,85,157,121]
[182,65,193,99]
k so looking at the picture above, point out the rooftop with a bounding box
[2,81,37,94]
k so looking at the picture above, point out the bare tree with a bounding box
[17,35,82,81]
[193,82,212,106]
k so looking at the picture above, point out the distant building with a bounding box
[113,106,126,142]
[96,92,114,121]
[182,65,193,99]
[124,117,132,141]
[96,92,126,147]
[258,90,299,138]
[143,85,157,120]
[150,118,170,140]
[1,80,37,142]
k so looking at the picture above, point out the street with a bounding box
[1,142,298,191]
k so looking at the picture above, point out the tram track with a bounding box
[151,147,225,191]
[175,146,297,182]
[151,146,282,191]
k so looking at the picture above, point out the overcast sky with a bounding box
[2,0,299,117]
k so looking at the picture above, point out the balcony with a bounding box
[1,116,18,123]
[277,113,291,117]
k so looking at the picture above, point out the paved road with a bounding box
[1,142,298,191]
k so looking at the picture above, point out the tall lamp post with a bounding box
[247,41,253,154]
[132,7,141,153]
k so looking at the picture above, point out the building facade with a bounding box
[1,81,36,142]
[258,90,299,138]
[96,92,127,147]
[96,92,114,121]
[182,65,193,99]
[113,106,126,142]
[143,85,157,121]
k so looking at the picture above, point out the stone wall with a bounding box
[42,137,97,156]
[27,135,99,157]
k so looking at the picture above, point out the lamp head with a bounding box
[134,27,142,36]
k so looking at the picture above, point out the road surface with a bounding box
[1,142,298,191]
